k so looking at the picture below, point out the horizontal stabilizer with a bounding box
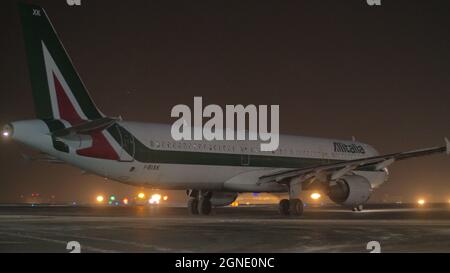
[51,117,118,137]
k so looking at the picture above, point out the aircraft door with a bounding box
[241,154,250,166]
[116,125,135,162]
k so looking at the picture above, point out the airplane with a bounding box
[2,3,449,216]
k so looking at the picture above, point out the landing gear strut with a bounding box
[187,190,212,215]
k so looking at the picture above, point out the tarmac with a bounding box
[0,204,449,253]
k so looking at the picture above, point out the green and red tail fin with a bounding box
[19,3,103,124]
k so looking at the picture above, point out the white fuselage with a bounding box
[8,119,387,193]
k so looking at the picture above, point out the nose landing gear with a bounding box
[187,198,199,215]
[198,197,212,215]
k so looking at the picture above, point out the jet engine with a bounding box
[327,175,372,206]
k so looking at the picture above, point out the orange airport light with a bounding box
[417,199,426,206]
[163,195,168,201]
[310,192,321,200]
[138,192,145,199]
[123,198,129,205]
[149,194,161,204]
[96,195,104,203]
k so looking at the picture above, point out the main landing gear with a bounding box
[278,198,304,216]
[187,190,212,215]
[279,177,304,217]
[352,205,364,212]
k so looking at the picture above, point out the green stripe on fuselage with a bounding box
[107,124,379,171]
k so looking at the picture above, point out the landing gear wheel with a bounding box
[289,199,304,216]
[278,199,290,215]
[352,205,363,212]
[198,198,212,215]
[187,198,199,215]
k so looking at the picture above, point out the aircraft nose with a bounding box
[1,123,14,139]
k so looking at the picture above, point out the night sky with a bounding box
[1,0,450,203]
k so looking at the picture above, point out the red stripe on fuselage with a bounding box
[76,131,119,160]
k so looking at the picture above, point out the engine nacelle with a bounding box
[327,175,372,206]
[210,192,238,207]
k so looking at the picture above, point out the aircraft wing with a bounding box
[258,138,450,184]
[51,117,118,137]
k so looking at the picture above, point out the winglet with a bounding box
[445,137,450,155]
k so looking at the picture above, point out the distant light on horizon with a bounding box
[96,195,104,203]
[417,199,426,206]
[149,194,161,204]
[138,192,145,199]
[310,192,321,200]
